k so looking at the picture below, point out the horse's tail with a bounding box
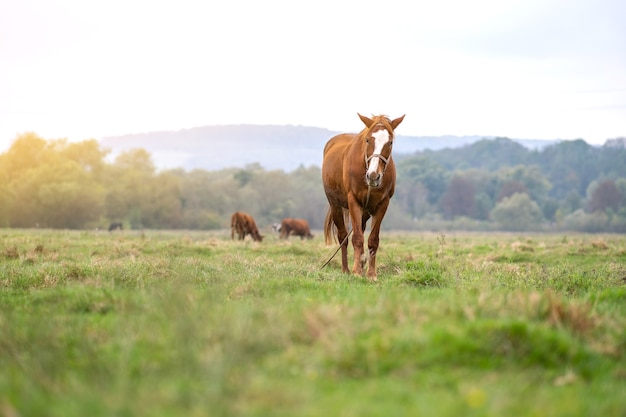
[324,207,350,245]
[230,212,237,240]
[323,208,335,245]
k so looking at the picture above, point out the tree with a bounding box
[541,198,560,222]
[395,182,431,219]
[2,133,48,176]
[2,132,625,232]
[461,137,530,170]
[496,165,551,204]
[440,176,476,219]
[588,179,622,213]
[289,165,327,228]
[490,193,544,231]
[397,156,448,206]
[145,171,184,228]
[599,138,626,179]
[247,169,294,224]
[36,161,106,228]
[616,178,626,208]
[497,180,528,202]
[445,168,497,220]
[2,134,51,227]
[104,149,157,228]
[536,139,599,199]
[474,192,493,221]
[0,171,13,227]
[60,139,109,179]
[1,135,107,228]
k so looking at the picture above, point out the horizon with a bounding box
[95,125,577,173]
[1,120,612,154]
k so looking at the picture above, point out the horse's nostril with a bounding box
[368,172,380,181]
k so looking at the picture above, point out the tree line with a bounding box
[1,133,625,233]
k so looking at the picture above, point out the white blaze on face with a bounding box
[366,129,391,177]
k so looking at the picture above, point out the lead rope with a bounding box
[320,228,352,269]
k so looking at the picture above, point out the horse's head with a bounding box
[358,113,405,188]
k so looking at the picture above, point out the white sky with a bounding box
[1,0,625,151]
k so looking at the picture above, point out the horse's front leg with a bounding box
[366,199,390,281]
[338,228,350,275]
[360,212,371,271]
[347,195,365,275]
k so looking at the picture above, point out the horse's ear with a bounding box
[391,114,405,130]
[358,113,374,128]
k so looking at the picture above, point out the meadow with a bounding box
[1,228,625,417]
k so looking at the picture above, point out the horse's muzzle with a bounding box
[366,172,382,188]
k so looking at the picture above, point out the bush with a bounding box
[490,193,545,231]
[561,210,609,233]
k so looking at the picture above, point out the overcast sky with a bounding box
[1,0,625,151]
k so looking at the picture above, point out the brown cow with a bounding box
[231,211,263,242]
[279,218,314,240]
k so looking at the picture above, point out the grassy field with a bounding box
[1,228,625,417]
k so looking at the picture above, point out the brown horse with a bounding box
[322,113,405,281]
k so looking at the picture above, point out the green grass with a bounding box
[1,229,626,416]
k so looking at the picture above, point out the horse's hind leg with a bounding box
[330,207,350,274]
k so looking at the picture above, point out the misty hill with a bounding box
[100,124,560,172]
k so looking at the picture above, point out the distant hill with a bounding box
[100,124,560,172]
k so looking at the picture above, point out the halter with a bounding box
[365,152,390,172]
[363,122,393,174]
[363,121,393,207]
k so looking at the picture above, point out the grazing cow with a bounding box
[108,222,123,232]
[231,211,264,242]
[271,222,282,233]
[279,218,314,240]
